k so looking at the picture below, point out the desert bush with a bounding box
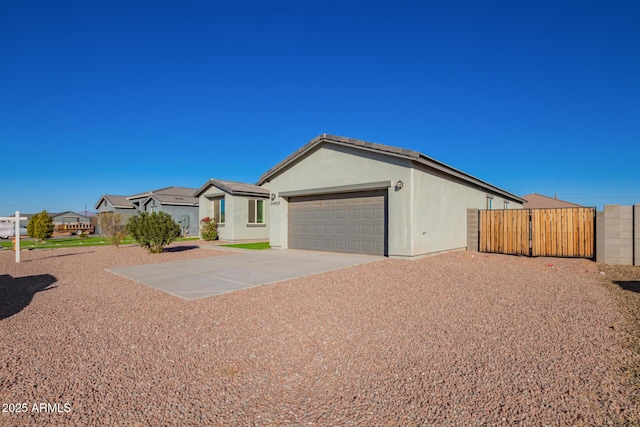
[127,211,180,254]
[97,212,128,247]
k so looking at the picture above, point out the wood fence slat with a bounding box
[479,207,595,259]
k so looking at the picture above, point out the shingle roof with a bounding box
[257,134,525,203]
[142,193,199,206]
[128,186,198,199]
[194,179,269,198]
[96,195,135,209]
[521,193,583,209]
[48,211,91,219]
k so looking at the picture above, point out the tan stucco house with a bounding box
[195,179,270,241]
[257,134,525,258]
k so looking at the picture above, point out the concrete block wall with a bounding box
[635,205,640,266]
[601,205,634,266]
[467,208,479,252]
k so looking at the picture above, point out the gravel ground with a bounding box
[1,244,638,426]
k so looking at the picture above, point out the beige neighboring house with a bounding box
[194,179,270,241]
[257,134,525,258]
[521,193,583,209]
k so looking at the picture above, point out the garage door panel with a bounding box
[361,225,374,236]
[288,190,387,256]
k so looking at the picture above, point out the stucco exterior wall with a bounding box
[266,143,522,257]
[411,165,521,255]
[198,186,269,241]
[267,144,413,256]
[151,203,199,236]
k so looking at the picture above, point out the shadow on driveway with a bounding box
[0,274,57,320]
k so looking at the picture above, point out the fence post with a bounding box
[596,210,605,263]
[467,208,479,252]
[635,204,639,266]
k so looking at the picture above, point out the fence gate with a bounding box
[479,208,595,258]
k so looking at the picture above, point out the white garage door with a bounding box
[288,190,387,256]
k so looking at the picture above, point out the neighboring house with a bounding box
[521,193,583,209]
[94,195,137,216]
[194,179,270,241]
[7,212,90,229]
[257,134,525,258]
[94,187,199,235]
[49,211,91,226]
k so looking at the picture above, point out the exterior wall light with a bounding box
[395,180,404,190]
[270,193,276,201]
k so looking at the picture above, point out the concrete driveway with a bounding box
[107,249,382,300]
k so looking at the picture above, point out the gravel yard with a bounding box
[1,244,638,425]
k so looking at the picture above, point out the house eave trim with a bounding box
[279,180,393,198]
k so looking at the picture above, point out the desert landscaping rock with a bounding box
[1,243,638,425]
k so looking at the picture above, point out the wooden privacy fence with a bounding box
[479,207,595,258]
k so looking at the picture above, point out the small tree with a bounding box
[199,216,218,241]
[97,212,128,247]
[27,210,54,243]
[127,211,180,254]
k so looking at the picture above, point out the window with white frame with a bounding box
[248,199,264,224]
[504,200,509,209]
[212,198,225,223]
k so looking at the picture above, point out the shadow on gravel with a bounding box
[164,245,199,253]
[25,251,94,262]
[615,281,640,294]
[0,274,57,320]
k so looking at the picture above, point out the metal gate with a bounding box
[479,207,595,258]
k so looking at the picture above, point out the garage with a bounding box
[288,190,387,256]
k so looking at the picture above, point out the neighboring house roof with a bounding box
[194,179,269,198]
[94,195,135,210]
[521,193,583,209]
[49,211,91,219]
[127,186,198,200]
[257,134,525,203]
[142,193,199,207]
[4,213,35,221]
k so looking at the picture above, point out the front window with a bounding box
[212,198,225,223]
[248,199,264,224]
[150,206,158,213]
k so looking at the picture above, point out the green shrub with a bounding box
[127,211,181,253]
[200,217,218,241]
[27,210,54,243]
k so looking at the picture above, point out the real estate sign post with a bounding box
[0,211,27,263]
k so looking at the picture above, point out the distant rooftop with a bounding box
[521,193,583,209]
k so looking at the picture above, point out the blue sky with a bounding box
[1,0,638,214]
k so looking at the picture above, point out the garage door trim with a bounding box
[279,180,392,198]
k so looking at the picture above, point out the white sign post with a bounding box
[0,211,27,263]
